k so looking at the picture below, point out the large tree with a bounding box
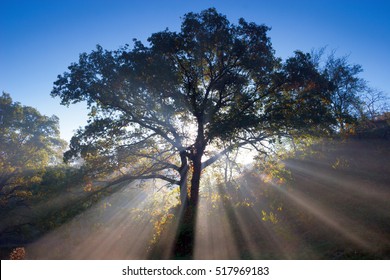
[0,92,66,206]
[52,8,334,257]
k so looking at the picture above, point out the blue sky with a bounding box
[1,0,389,142]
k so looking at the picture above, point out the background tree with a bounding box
[52,8,336,257]
[0,92,66,207]
[311,51,367,131]
[360,88,389,119]
[314,49,390,132]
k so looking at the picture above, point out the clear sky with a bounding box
[1,0,389,143]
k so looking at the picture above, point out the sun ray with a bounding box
[25,180,177,259]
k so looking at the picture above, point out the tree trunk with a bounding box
[171,153,203,259]
[171,116,205,258]
[189,155,202,207]
[179,173,189,206]
[171,202,197,259]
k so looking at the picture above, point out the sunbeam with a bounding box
[189,137,390,259]
[25,180,179,259]
[5,137,389,260]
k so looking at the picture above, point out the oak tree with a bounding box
[52,8,335,257]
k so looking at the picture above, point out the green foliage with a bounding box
[131,187,180,247]
[0,163,119,257]
[0,92,66,205]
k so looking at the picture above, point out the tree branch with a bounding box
[108,173,180,187]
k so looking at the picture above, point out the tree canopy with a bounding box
[0,92,66,206]
[51,8,339,208]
